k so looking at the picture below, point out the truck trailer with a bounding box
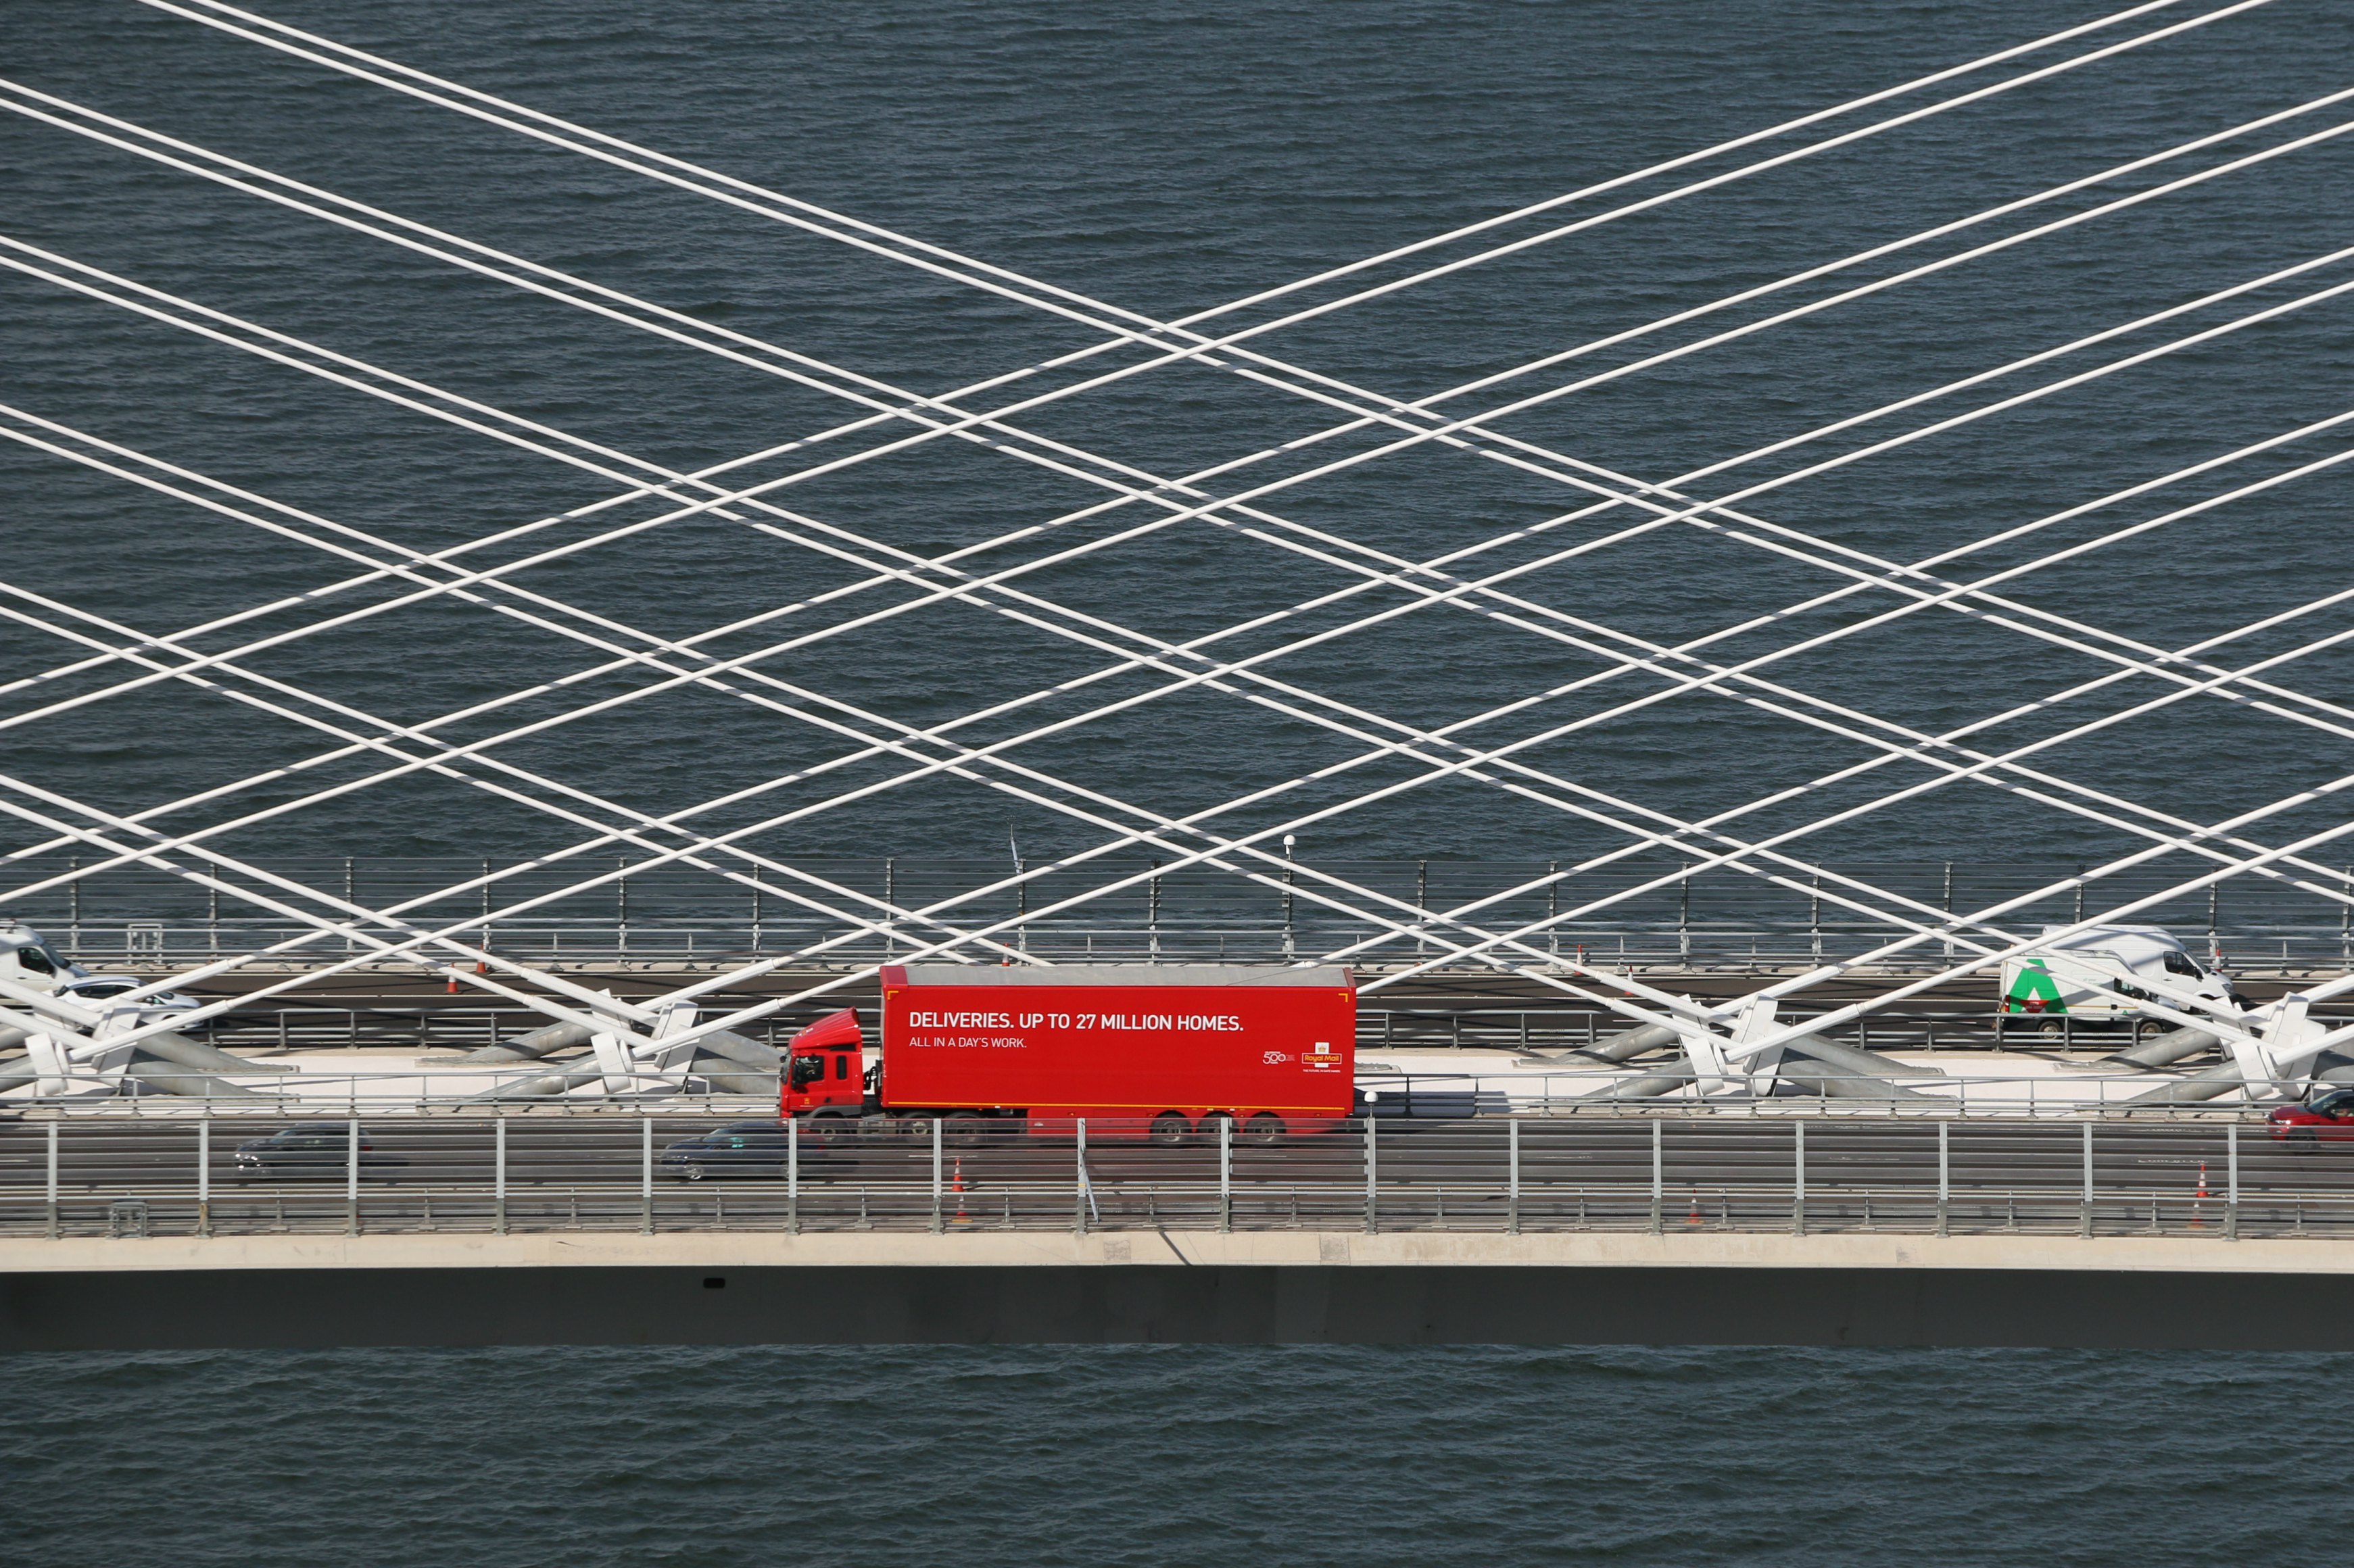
[779,963,1356,1142]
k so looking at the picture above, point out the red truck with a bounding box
[779,963,1356,1142]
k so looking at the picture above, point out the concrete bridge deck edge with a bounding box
[9,1232,2354,1351]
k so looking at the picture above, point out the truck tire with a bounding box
[1246,1112,1287,1145]
[945,1111,988,1148]
[1150,1114,1188,1146]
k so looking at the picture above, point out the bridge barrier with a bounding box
[3,1112,2348,1245]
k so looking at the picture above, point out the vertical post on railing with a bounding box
[1363,1116,1378,1234]
[930,1117,944,1233]
[1218,1115,1232,1233]
[45,1120,58,1240]
[2081,1119,2094,1238]
[1508,1118,1520,1235]
[1280,835,1296,960]
[494,1113,508,1235]
[1547,862,1559,959]
[1936,1119,1950,1237]
[197,1111,212,1238]
[345,1117,360,1236]
[640,1115,654,1235]
[2226,1121,2240,1241]
[1649,1119,1663,1234]
[1792,1119,1806,1237]
[1074,1118,1088,1235]
[787,1117,800,1235]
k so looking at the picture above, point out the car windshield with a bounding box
[276,1125,346,1140]
[721,1121,782,1134]
[2313,1092,2354,1114]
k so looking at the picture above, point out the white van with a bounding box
[0,921,82,996]
[1998,923,2243,1024]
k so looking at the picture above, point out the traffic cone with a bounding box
[951,1156,970,1225]
[2191,1161,2208,1229]
[1687,1186,1702,1228]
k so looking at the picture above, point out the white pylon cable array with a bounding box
[20,70,2354,763]
[15,5,2340,741]
[132,0,2280,460]
[9,185,2345,843]
[101,0,2299,568]
[5,415,2346,1071]
[9,222,2345,1002]
[9,161,2345,843]
[0,191,2335,965]
[9,199,2345,1026]
[139,0,2221,334]
[16,55,2354,552]
[9,0,2345,1073]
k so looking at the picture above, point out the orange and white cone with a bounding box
[952,1156,971,1225]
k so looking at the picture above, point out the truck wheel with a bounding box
[1150,1114,1188,1146]
[946,1111,988,1148]
[1246,1113,1287,1146]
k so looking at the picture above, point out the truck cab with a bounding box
[779,1008,869,1116]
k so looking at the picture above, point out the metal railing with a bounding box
[5,1112,2349,1243]
[3,1063,2344,1114]
[14,856,2354,972]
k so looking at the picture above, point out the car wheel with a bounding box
[2290,1130,2319,1154]
[682,1161,706,1181]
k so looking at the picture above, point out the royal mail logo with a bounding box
[1303,1040,1341,1071]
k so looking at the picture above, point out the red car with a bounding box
[2268,1087,2354,1148]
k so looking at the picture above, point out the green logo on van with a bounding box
[2004,959,2065,1014]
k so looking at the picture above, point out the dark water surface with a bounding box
[5,1344,2349,1567]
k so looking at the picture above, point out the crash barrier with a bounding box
[6,1113,2353,1242]
[5,1064,2347,1114]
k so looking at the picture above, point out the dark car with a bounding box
[2268,1087,2354,1148]
[234,1124,403,1177]
[660,1120,826,1179]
